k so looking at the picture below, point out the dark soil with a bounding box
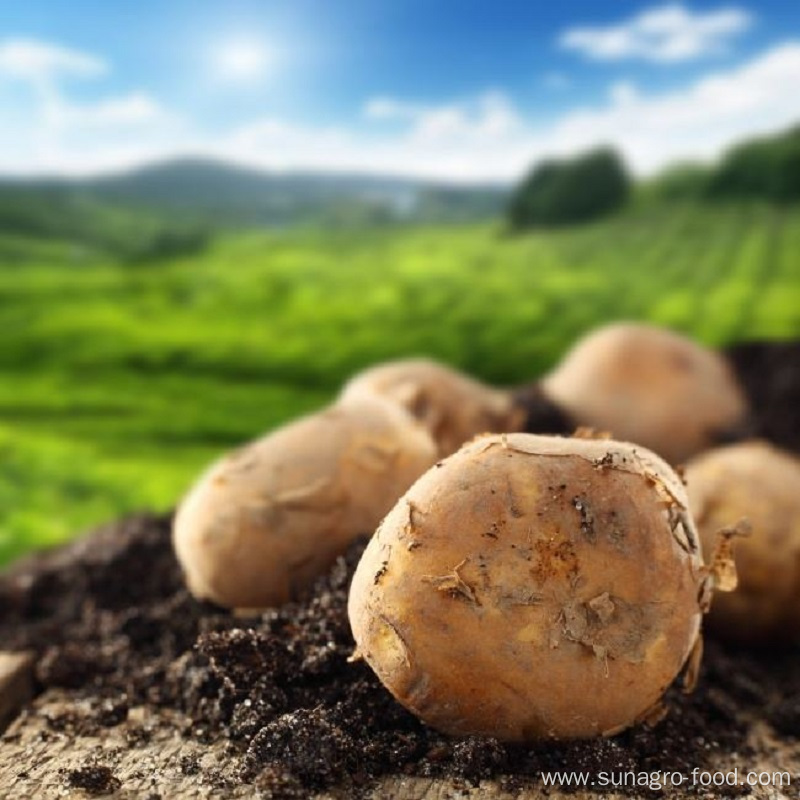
[726,341,800,454]
[513,382,574,437]
[64,764,122,796]
[1,339,799,798]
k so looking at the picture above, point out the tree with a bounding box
[707,125,800,203]
[507,147,630,229]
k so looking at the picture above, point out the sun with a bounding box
[214,38,276,82]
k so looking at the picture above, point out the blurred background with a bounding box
[1,0,799,565]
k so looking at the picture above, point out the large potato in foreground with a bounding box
[349,433,706,741]
[686,440,800,645]
[341,358,523,456]
[541,323,749,464]
[174,395,437,609]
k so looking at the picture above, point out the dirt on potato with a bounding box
[0,339,799,798]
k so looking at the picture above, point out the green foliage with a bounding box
[1,202,799,565]
[638,163,712,203]
[707,125,800,203]
[0,183,209,261]
[639,125,800,206]
[508,148,631,229]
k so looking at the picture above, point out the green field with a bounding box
[1,200,799,565]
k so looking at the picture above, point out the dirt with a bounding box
[726,341,800,454]
[1,339,799,799]
[514,381,575,437]
[64,764,122,795]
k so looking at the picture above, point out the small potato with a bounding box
[685,440,800,646]
[349,433,706,741]
[173,395,437,609]
[341,358,524,456]
[541,323,749,464]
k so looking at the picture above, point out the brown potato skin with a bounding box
[173,395,437,609]
[341,358,524,457]
[686,440,800,646]
[541,323,749,464]
[349,433,705,741]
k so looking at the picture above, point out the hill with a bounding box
[0,160,508,233]
[4,121,800,243]
[0,182,207,261]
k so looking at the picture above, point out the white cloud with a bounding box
[0,37,163,128]
[228,118,349,156]
[609,80,639,106]
[560,4,753,62]
[213,42,800,181]
[547,42,800,172]
[363,91,521,143]
[363,97,425,120]
[0,37,171,174]
[0,39,106,81]
[3,38,800,183]
[54,92,165,129]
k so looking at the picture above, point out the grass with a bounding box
[1,201,799,565]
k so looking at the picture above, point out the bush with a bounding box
[508,148,630,229]
[707,125,800,203]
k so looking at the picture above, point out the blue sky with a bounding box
[1,1,799,180]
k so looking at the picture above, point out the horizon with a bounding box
[0,152,514,187]
[1,1,799,181]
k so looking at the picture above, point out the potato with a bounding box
[341,358,524,456]
[173,395,437,609]
[349,433,707,741]
[541,323,749,464]
[685,440,800,645]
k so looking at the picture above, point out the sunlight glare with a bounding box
[214,38,275,82]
